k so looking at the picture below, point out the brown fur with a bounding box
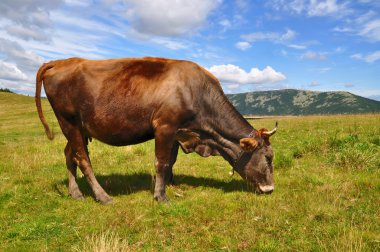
[35,57,275,203]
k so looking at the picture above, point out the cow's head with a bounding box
[236,123,277,194]
[176,122,277,194]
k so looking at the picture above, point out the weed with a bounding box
[274,151,293,169]
[73,231,131,252]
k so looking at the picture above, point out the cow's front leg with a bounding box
[154,125,178,202]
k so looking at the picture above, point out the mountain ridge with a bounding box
[226,89,380,116]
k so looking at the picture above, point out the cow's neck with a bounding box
[197,91,254,167]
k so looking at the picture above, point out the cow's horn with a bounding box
[262,122,278,136]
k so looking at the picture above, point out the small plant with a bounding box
[74,231,130,252]
[328,133,379,170]
[274,151,293,169]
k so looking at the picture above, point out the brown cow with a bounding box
[35,57,277,204]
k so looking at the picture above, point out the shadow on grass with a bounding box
[56,172,249,197]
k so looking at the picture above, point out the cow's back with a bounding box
[42,57,212,146]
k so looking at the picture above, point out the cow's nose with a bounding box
[258,184,274,194]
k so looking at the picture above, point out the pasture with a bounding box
[0,92,379,251]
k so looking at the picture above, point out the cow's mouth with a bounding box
[257,184,274,194]
[249,184,274,194]
[246,180,274,194]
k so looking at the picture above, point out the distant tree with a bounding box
[0,88,13,93]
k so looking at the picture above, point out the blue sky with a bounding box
[0,0,379,100]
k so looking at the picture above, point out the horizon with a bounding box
[3,86,380,103]
[0,1,379,100]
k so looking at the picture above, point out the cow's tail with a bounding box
[35,62,54,140]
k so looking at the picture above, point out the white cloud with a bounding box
[351,51,380,63]
[0,0,62,40]
[219,19,231,29]
[0,38,44,72]
[241,29,296,44]
[235,41,251,50]
[288,44,307,50]
[208,64,286,85]
[64,0,92,7]
[153,38,191,50]
[301,51,327,60]
[269,0,350,17]
[307,0,349,17]
[358,19,380,42]
[124,0,220,37]
[0,61,28,81]
[5,24,50,41]
[333,11,380,42]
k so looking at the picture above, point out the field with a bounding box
[0,92,379,251]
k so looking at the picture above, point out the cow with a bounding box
[35,57,277,204]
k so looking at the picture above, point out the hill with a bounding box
[1,92,380,251]
[226,89,380,115]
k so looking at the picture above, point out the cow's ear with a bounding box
[176,129,201,154]
[240,138,258,152]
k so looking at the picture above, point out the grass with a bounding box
[0,92,379,251]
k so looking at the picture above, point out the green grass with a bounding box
[0,92,379,251]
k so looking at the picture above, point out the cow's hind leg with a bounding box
[64,143,84,200]
[58,116,112,205]
[153,125,179,202]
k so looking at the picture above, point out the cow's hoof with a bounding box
[97,195,113,205]
[101,198,113,205]
[154,195,170,204]
[70,190,84,200]
[72,194,84,200]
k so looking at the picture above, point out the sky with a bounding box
[0,0,379,100]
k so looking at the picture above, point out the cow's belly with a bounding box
[83,119,154,146]
[80,104,155,146]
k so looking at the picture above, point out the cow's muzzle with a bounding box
[257,184,274,194]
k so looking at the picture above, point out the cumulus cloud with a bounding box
[0,38,44,72]
[351,51,380,63]
[0,38,45,93]
[0,0,63,40]
[0,61,28,81]
[208,64,286,85]
[124,0,220,37]
[0,1,63,93]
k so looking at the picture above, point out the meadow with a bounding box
[0,92,379,251]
